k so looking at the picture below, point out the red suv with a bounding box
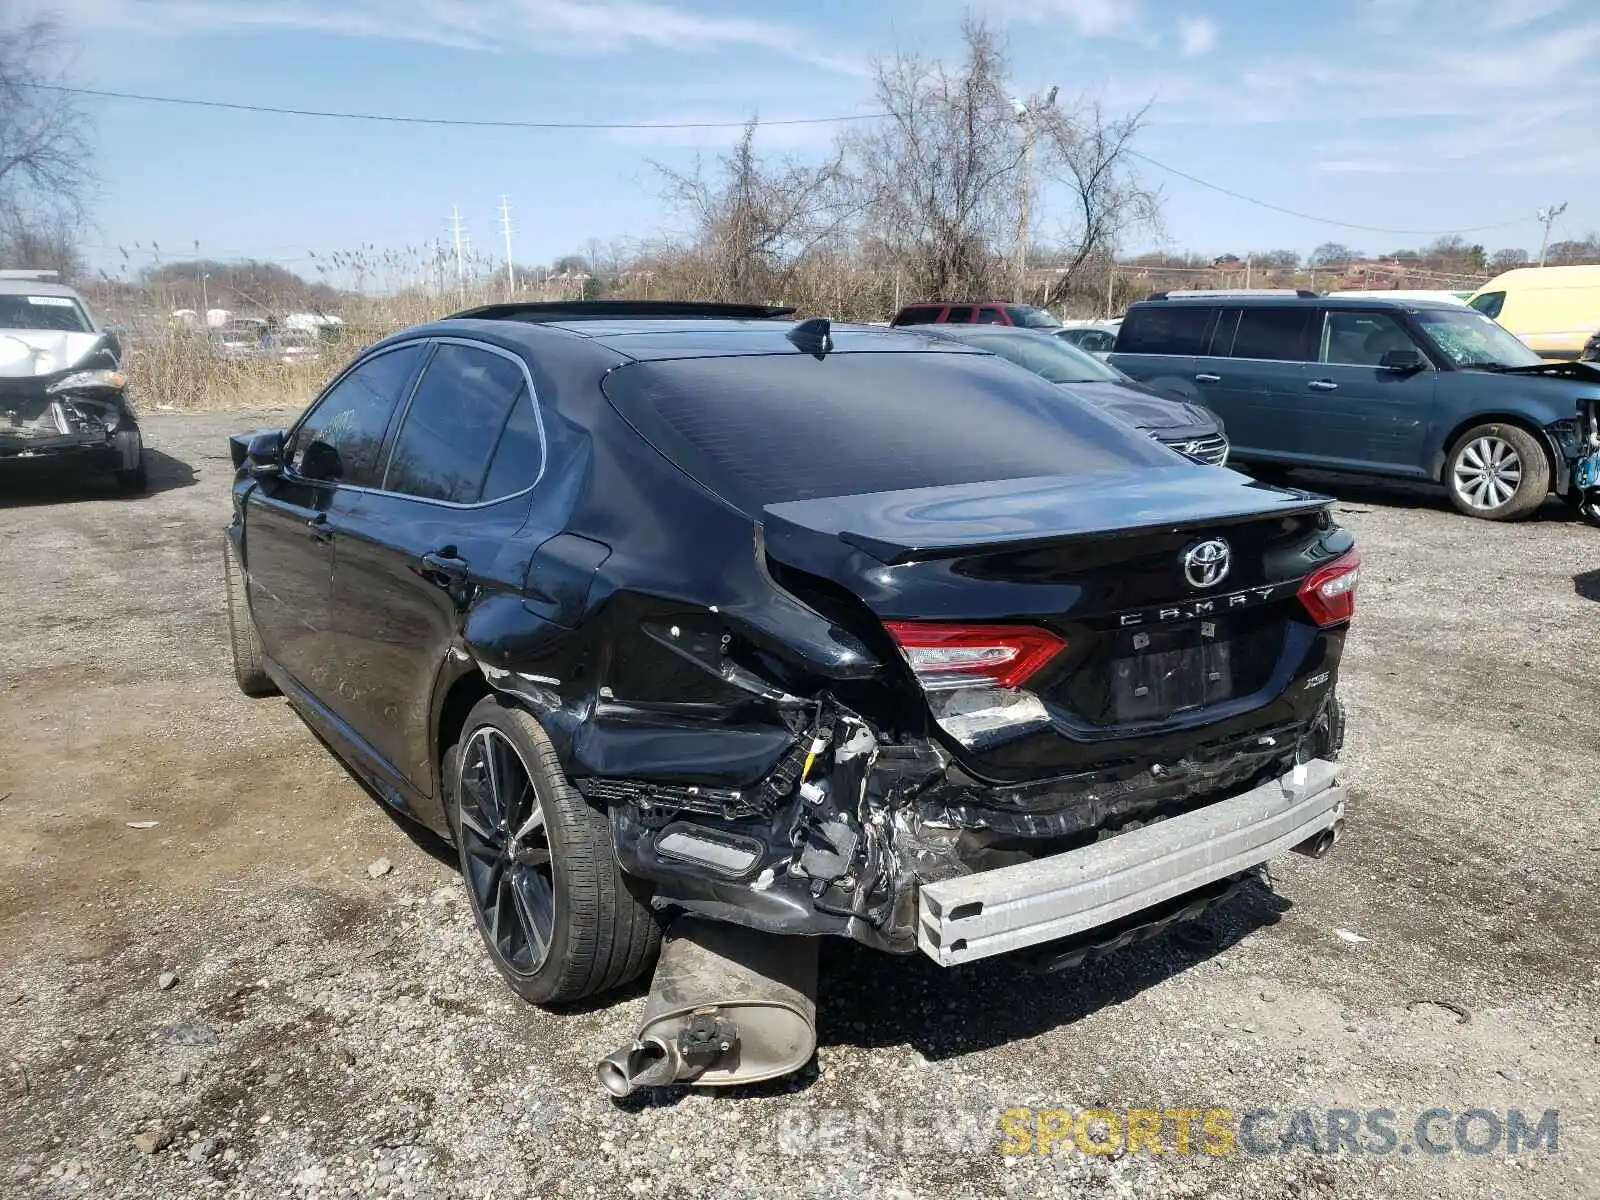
[889,301,1062,329]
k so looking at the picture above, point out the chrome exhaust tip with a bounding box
[596,1036,679,1098]
[1292,818,1344,859]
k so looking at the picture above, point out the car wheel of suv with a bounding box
[1444,424,1549,520]
[222,540,277,697]
[449,696,660,1005]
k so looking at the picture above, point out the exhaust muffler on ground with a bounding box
[596,918,819,1097]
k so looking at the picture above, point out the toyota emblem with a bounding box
[1182,538,1231,589]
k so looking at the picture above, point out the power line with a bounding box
[18,81,885,130]
[29,80,1536,241]
[1118,148,1529,239]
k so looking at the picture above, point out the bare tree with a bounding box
[0,13,94,264]
[1034,100,1160,308]
[843,18,1024,301]
[1488,247,1528,272]
[655,120,849,303]
[1310,242,1361,268]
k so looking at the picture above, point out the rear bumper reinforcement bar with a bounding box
[916,757,1345,966]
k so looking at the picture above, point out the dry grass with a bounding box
[120,291,466,413]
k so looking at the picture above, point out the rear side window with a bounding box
[975,306,1004,324]
[383,343,526,504]
[1469,291,1505,319]
[1221,307,1316,361]
[479,387,545,500]
[1115,305,1216,355]
[944,306,976,323]
[893,307,942,326]
[603,352,1173,511]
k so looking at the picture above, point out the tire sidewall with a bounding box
[450,696,578,1004]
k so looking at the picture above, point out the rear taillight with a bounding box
[883,621,1066,691]
[1297,550,1361,627]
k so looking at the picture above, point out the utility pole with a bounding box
[1244,253,1252,290]
[1011,84,1058,303]
[1105,259,1116,319]
[450,206,467,307]
[1536,202,1568,267]
[499,195,516,298]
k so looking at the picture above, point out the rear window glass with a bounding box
[1222,307,1316,361]
[383,343,525,504]
[1115,305,1216,355]
[892,307,942,325]
[602,351,1172,511]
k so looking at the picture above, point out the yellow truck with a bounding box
[1468,265,1600,359]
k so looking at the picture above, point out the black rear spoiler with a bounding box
[762,467,1330,566]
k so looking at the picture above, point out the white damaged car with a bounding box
[0,271,145,492]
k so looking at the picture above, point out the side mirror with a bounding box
[102,330,123,363]
[1380,348,1426,373]
[245,429,285,479]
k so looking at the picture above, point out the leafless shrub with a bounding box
[0,13,94,262]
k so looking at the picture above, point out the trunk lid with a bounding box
[761,465,1341,765]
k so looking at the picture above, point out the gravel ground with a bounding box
[0,412,1595,1200]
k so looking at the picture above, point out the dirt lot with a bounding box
[0,412,1596,1200]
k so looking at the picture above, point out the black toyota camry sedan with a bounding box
[225,301,1356,1088]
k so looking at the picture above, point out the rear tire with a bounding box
[223,539,277,697]
[1443,423,1549,520]
[449,696,659,1005]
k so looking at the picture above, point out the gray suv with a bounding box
[1108,293,1599,521]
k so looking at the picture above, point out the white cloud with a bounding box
[44,0,865,72]
[984,0,1143,39]
[1177,16,1218,57]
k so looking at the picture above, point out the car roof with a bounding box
[396,315,988,365]
[1129,294,1468,313]
[0,278,85,300]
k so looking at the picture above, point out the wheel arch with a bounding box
[431,664,494,818]
[1432,412,1561,493]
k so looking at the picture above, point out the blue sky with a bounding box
[29,0,1600,276]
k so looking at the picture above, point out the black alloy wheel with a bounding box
[457,724,558,976]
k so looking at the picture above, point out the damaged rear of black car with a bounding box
[225,305,1358,1096]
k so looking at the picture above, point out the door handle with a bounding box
[420,549,470,585]
[1308,379,1339,391]
[1194,373,1222,384]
